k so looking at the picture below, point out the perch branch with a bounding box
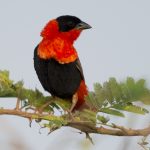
[0,108,150,137]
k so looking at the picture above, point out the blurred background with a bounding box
[0,0,150,149]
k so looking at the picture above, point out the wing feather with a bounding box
[75,58,85,81]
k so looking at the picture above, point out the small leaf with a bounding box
[79,109,97,123]
[108,78,122,101]
[103,81,113,103]
[141,95,150,105]
[97,115,109,124]
[55,98,71,110]
[94,83,106,106]
[100,108,125,117]
[112,104,149,115]
[85,91,99,109]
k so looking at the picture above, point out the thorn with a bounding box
[47,127,58,135]
[85,132,94,145]
[77,131,83,134]
[35,119,42,123]
[39,126,45,134]
[71,130,83,134]
[39,128,42,134]
[28,118,32,127]
[47,130,52,135]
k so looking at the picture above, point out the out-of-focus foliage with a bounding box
[0,70,64,113]
[0,70,150,130]
[86,77,150,118]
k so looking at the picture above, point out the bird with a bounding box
[34,15,91,112]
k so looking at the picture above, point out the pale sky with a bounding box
[0,0,150,150]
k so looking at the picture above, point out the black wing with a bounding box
[75,58,85,81]
[47,58,82,98]
[34,45,84,98]
[34,45,50,92]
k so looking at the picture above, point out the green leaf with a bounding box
[42,116,67,132]
[54,98,71,110]
[100,108,125,117]
[124,77,148,101]
[97,115,109,124]
[103,81,113,103]
[0,70,16,97]
[94,83,106,105]
[85,91,99,109]
[112,104,149,115]
[141,95,150,105]
[108,78,123,101]
[79,109,97,123]
[0,70,12,86]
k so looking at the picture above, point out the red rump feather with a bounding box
[75,80,88,109]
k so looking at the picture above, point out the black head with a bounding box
[56,15,91,32]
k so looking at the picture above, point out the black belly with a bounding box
[34,47,82,98]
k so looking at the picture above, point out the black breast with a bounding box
[34,46,82,98]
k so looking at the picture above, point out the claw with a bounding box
[29,118,32,127]
[85,132,94,145]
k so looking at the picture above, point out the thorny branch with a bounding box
[0,107,150,137]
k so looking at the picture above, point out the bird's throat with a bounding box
[38,37,78,63]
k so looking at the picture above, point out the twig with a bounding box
[38,101,53,113]
[138,136,150,150]
[15,98,20,110]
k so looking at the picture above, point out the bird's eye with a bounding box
[67,21,74,27]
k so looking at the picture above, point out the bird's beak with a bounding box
[75,21,92,30]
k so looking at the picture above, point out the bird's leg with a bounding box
[70,93,78,112]
[67,93,78,120]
